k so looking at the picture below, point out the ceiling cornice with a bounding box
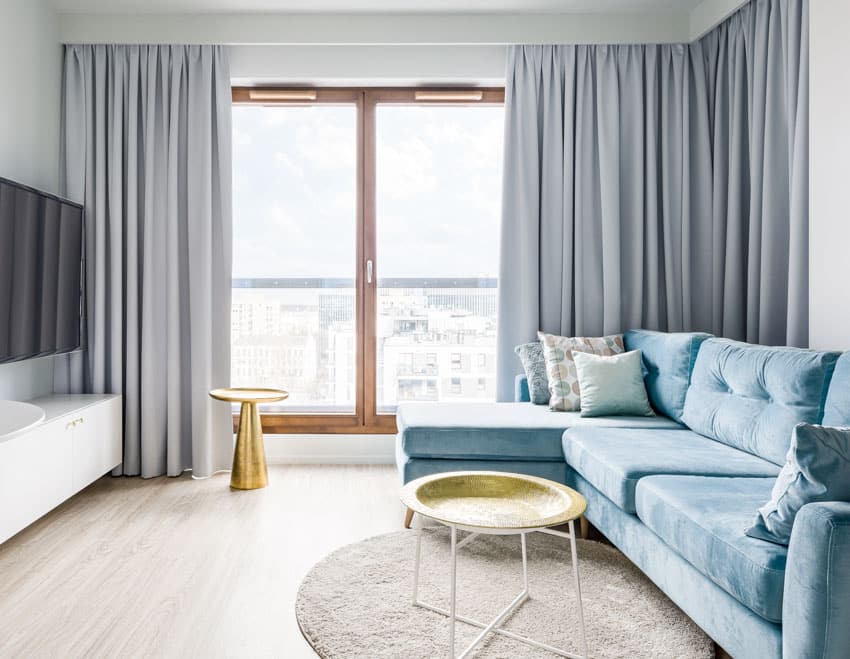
[690,0,749,40]
[57,1,751,46]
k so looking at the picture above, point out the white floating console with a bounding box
[0,394,122,544]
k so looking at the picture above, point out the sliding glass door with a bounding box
[231,87,504,433]
[370,92,504,416]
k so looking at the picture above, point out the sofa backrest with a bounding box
[624,329,712,423]
[682,338,841,465]
[823,352,850,426]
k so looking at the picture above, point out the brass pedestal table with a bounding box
[401,471,589,659]
[209,388,288,490]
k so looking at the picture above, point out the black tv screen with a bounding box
[0,177,83,364]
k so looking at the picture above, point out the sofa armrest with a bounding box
[515,375,530,402]
[784,502,850,658]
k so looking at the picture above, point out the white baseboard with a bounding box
[263,434,396,465]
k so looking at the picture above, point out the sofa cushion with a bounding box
[624,329,712,423]
[823,352,850,426]
[397,402,682,461]
[396,445,570,486]
[562,426,780,513]
[635,475,787,622]
[682,339,840,465]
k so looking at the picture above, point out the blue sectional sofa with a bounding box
[395,330,850,659]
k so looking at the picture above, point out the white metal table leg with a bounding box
[412,526,422,605]
[568,520,589,659]
[449,525,458,659]
[412,524,589,659]
[457,531,531,659]
[521,532,528,592]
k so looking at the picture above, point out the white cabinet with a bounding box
[0,395,122,545]
[0,423,73,544]
[69,397,122,493]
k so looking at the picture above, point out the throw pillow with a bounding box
[538,332,625,411]
[572,350,655,417]
[514,342,550,405]
[746,424,850,545]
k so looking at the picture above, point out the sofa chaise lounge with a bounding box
[395,330,850,659]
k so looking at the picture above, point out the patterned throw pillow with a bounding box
[539,332,625,411]
[514,342,550,405]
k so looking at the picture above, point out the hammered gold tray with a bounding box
[400,471,587,530]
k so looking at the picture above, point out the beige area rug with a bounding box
[296,527,714,658]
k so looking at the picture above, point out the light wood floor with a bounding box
[0,465,403,659]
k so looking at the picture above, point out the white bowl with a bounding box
[0,400,45,440]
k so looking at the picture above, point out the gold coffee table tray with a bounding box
[400,471,586,531]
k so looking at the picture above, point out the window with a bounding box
[232,87,504,432]
[232,92,357,424]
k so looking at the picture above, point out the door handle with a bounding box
[366,259,373,284]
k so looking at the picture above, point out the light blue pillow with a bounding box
[747,424,850,546]
[572,350,654,418]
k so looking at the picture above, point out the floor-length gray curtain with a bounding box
[702,0,809,348]
[57,45,233,478]
[497,0,809,401]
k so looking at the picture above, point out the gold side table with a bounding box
[209,387,288,490]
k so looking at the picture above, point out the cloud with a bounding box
[274,151,305,180]
[234,125,253,147]
[294,108,357,172]
[377,136,437,200]
[232,103,503,279]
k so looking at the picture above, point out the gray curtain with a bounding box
[497,0,809,401]
[58,45,233,478]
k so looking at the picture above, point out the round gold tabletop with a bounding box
[400,471,587,531]
[209,387,289,404]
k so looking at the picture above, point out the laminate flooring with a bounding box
[0,465,402,658]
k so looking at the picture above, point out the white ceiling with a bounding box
[51,0,705,14]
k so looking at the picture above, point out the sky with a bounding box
[232,103,504,280]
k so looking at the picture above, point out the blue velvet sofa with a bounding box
[395,330,850,659]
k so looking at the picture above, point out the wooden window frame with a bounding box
[231,86,505,434]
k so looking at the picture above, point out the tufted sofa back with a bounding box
[682,339,841,465]
[624,329,713,423]
[823,352,850,427]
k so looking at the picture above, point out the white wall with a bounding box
[230,45,506,86]
[809,0,850,351]
[0,0,63,400]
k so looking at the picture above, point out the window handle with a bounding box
[366,259,373,284]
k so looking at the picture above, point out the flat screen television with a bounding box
[0,176,84,364]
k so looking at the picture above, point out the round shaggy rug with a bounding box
[296,527,714,658]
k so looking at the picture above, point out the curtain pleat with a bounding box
[56,45,232,478]
[497,0,809,400]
